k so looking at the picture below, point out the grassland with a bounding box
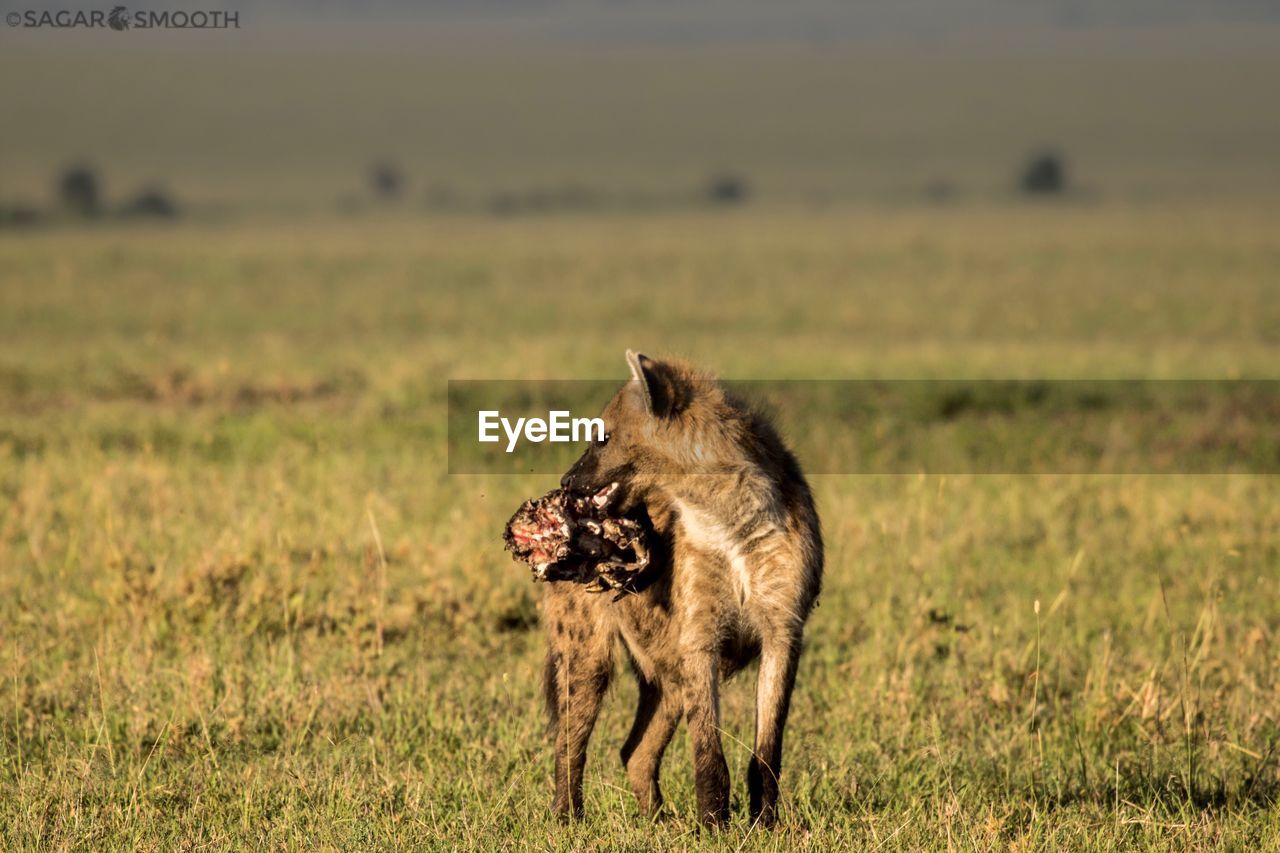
[3,38,1280,850]
[2,204,1278,850]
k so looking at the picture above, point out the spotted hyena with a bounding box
[543,350,823,828]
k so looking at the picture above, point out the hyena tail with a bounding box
[543,649,561,731]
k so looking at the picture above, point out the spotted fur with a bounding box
[543,351,823,827]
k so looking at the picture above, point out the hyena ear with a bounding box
[625,349,686,419]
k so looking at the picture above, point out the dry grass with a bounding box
[2,204,1279,848]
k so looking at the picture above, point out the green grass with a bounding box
[2,200,1278,849]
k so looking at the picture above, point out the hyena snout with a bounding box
[559,451,598,492]
[560,456,634,503]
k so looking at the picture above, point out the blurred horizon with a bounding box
[3,2,1280,217]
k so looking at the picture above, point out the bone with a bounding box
[503,483,651,594]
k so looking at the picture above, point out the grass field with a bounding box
[3,205,1279,849]
[3,39,1280,850]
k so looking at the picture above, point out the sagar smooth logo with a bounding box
[6,7,241,28]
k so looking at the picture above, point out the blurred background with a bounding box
[4,0,1280,218]
[3,3,1280,847]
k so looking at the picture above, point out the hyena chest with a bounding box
[672,499,779,620]
[614,500,784,681]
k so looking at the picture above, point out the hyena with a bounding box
[543,350,823,827]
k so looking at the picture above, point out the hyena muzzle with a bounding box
[542,350,823,827]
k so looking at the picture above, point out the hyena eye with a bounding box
[598,432,611,447]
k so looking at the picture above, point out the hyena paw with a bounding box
[551,795,584,823]
[748,804,779,829]
[633,788,664,820]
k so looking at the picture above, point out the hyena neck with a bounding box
[647,470,781,538]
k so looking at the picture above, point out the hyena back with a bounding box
[543,351,823,827]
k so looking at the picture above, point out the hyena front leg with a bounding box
[681,643,730,827]
[543,590,612,820]
[748,629,802,827]
[619,670,682,817]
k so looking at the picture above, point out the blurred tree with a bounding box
[1020,151,1067,195]
[707,172,750,205]
[58,164,101,216]
[369,161,405,200]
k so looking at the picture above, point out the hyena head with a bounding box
[560,350,744,511]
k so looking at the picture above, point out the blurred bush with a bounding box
[57,164,102,216]
[120,187,180,219]
[706,172,750,205]
[369,161,405,200]
[1020,151,1067,195]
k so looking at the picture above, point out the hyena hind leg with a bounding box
[543,595,613,821]
[748,632,802,828]
[619,671,682,818]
